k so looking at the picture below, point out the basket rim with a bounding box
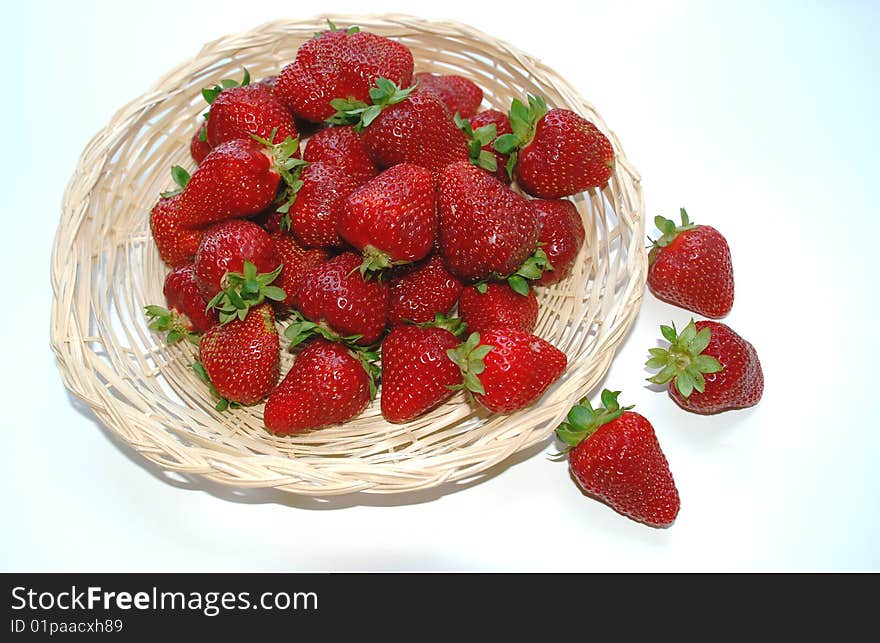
[49,13,647,496]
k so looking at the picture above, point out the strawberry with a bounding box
[494,96,615,198]
[380,316,465,423]
[205,83,298,148]
[458,282,538,335]
[388,255,462,325]
[414,72,483,118]
[302,125,378,185]
[646,319,763,414]
[530,199,586,285]
[145,264,218,343]
[338,163,436,274]
[647,209,734,318]
[268,232,329,311]
[195,303,280,408]
[437,160,540,282]
[273,25,413,124]
[194,220,285,324]
[292,252,389,345]
[285,161,360,248]
[447,329,566,413]
[556,390,680,528]
[190,123,211,164]
[150,194,203,268]
[263,338,376,434]
[460,109,512,183]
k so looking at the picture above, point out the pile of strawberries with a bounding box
[145,22,763,528]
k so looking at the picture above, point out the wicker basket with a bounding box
[50,14,646,495]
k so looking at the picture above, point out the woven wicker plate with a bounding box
[50,14,645,495]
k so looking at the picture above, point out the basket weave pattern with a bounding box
[50,15,646,495]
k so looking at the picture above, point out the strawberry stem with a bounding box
[645,319,723,399]
[494,94,548,178]
[555,389,634,449]
[507,248,554,295]
[649,208,698,261]
[207,261,286,325]
[325,77,414,132]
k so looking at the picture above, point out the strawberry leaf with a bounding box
[555,388,633,448]
[645,319,725,399]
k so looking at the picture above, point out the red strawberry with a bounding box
[465,109,512,183]
[274,27,413,123]
[557,390,680,528]
[205,83,298,148]
[263,338,375,434]
[194,219,281,300]
[302,125,378,185]
[494,96,615,198]
[196,303,280,408]
[530,199,586,285]
[150,194,203,267]
[190,124,211,164]
[268,232,329,311]
[448,329,566,413]
[145,264,218,343]
[286,161,360,248]
[437,160,540,282]
[292,252,389,345]
[458,283,538,335]
[415,72,483,118]
[646,319,763,415]
[338,163,436,274]
[388,255,462,325]
[647,209,734,318]
[380,318,464,423]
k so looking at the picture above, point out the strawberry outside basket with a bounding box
[50,14,646,495]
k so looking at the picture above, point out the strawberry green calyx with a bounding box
[353,346,381,400]
[507,248,554,295]
[359,245,396,278]
[646,319,723,399]
[201,68,251,106]
[283,311,363,348]
[326,77,414,132]
[251,131,308,214]
[316,19,360,37]
[446,332,494,396]
[208,261,286,324]
[649,208,698,260]
[144,305,198,345]
[555,389,634,449]
[414,313,467,337]
[191,361,238,412]
[454,112,499,173]
[159,165,191,199]
[494,94,548,179]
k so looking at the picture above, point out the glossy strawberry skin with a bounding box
[289,161,360,249]
[177,138,280,229]
[199,304,280,405]
[263,339,370,434]
[530,199,586,285]
[206,84,298,148]
[516,109,615,198]
[194,219,281,301]
[293,252,389,345]
[459,283,538,335]
[388,255,462,325]
[469,109,512,184]
[302,125,378,185]
[363,89,469,173]
[568,411,680,528]
[380,325,462,423]
[338,163,436,263]
[415,72,483,118]
[647,226,734,318]
[164,264,218,332]
[274,30,413,123]
[473,328,566,413]
[669,321,763,414]
[437,161,540,281]
[269,233,329,311]
[150,195,204,268]
[190,124,211,164]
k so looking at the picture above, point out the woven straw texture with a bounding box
[50,14,646,495]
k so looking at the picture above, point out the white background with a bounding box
[3,0,878,571]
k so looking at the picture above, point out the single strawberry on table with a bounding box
[494,95,615,198]
[387,254,462,326]
[447,329,566,413]
[556,389,680,528]
[302,124,378,185]
[458,282,538,335]
[647,208,734,318]
[646,319,763,414]
[263,338,378,435]
[195,303,280,409]
[415,72,483,118]
[380,315,465,423]
[530,198,586,285]
[338,163,436,275]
